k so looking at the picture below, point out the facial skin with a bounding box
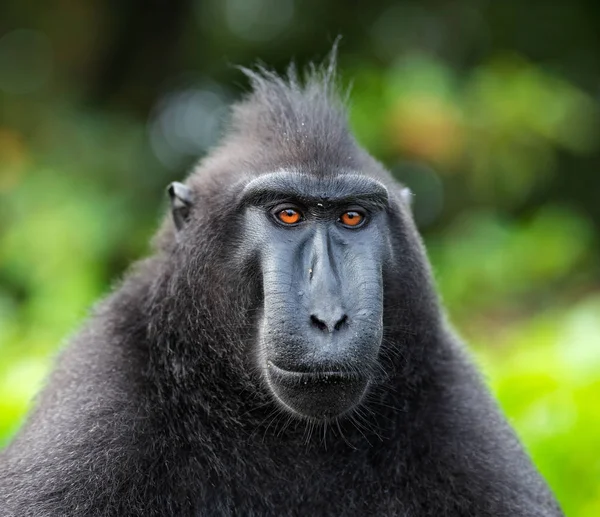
[237,171,391,420]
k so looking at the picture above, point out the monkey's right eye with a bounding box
[275,208,303,225]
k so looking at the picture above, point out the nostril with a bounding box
[310,314,349,333]
[334,314,348,331]
[310,314,328,332]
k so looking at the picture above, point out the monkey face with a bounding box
[237,171,391,420]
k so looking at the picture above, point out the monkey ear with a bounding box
[400,187,414,207]
[167,182,194,230]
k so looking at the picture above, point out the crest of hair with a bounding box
[227,45,357,165]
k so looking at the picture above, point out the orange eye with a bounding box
[277,208,302,225]
[339,211,365,228]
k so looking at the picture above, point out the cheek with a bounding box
[255,309,305,374]
[343,247,384,299]
[259,283,306,348]
[234,218,266,264]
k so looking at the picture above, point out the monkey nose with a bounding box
[309,312,348,333]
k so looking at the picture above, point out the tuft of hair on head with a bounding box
[226,41,359,167]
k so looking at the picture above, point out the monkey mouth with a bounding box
[265,361,369,419]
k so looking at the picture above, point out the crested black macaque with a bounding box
[0,60,563,517]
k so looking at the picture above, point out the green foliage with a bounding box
[349,54,599,205]
[428,206,595,316]
[0,167,151,444]
[473,296,600,516]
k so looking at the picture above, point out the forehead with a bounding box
[240,170,389,207]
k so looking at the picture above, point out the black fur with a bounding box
[0,59,563,516]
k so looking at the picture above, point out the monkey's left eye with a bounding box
[339,211,365,228]
[275,208,303,225]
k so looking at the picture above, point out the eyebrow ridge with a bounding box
[240,171,389,207]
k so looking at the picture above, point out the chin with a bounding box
[265,361,370,420]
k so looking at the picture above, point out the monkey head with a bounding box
[162,68,427,423]
[167,169,413,421]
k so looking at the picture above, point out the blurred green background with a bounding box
[1,1,599,514]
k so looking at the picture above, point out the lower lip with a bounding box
[265,361,369,419]
[266,361,363,381]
